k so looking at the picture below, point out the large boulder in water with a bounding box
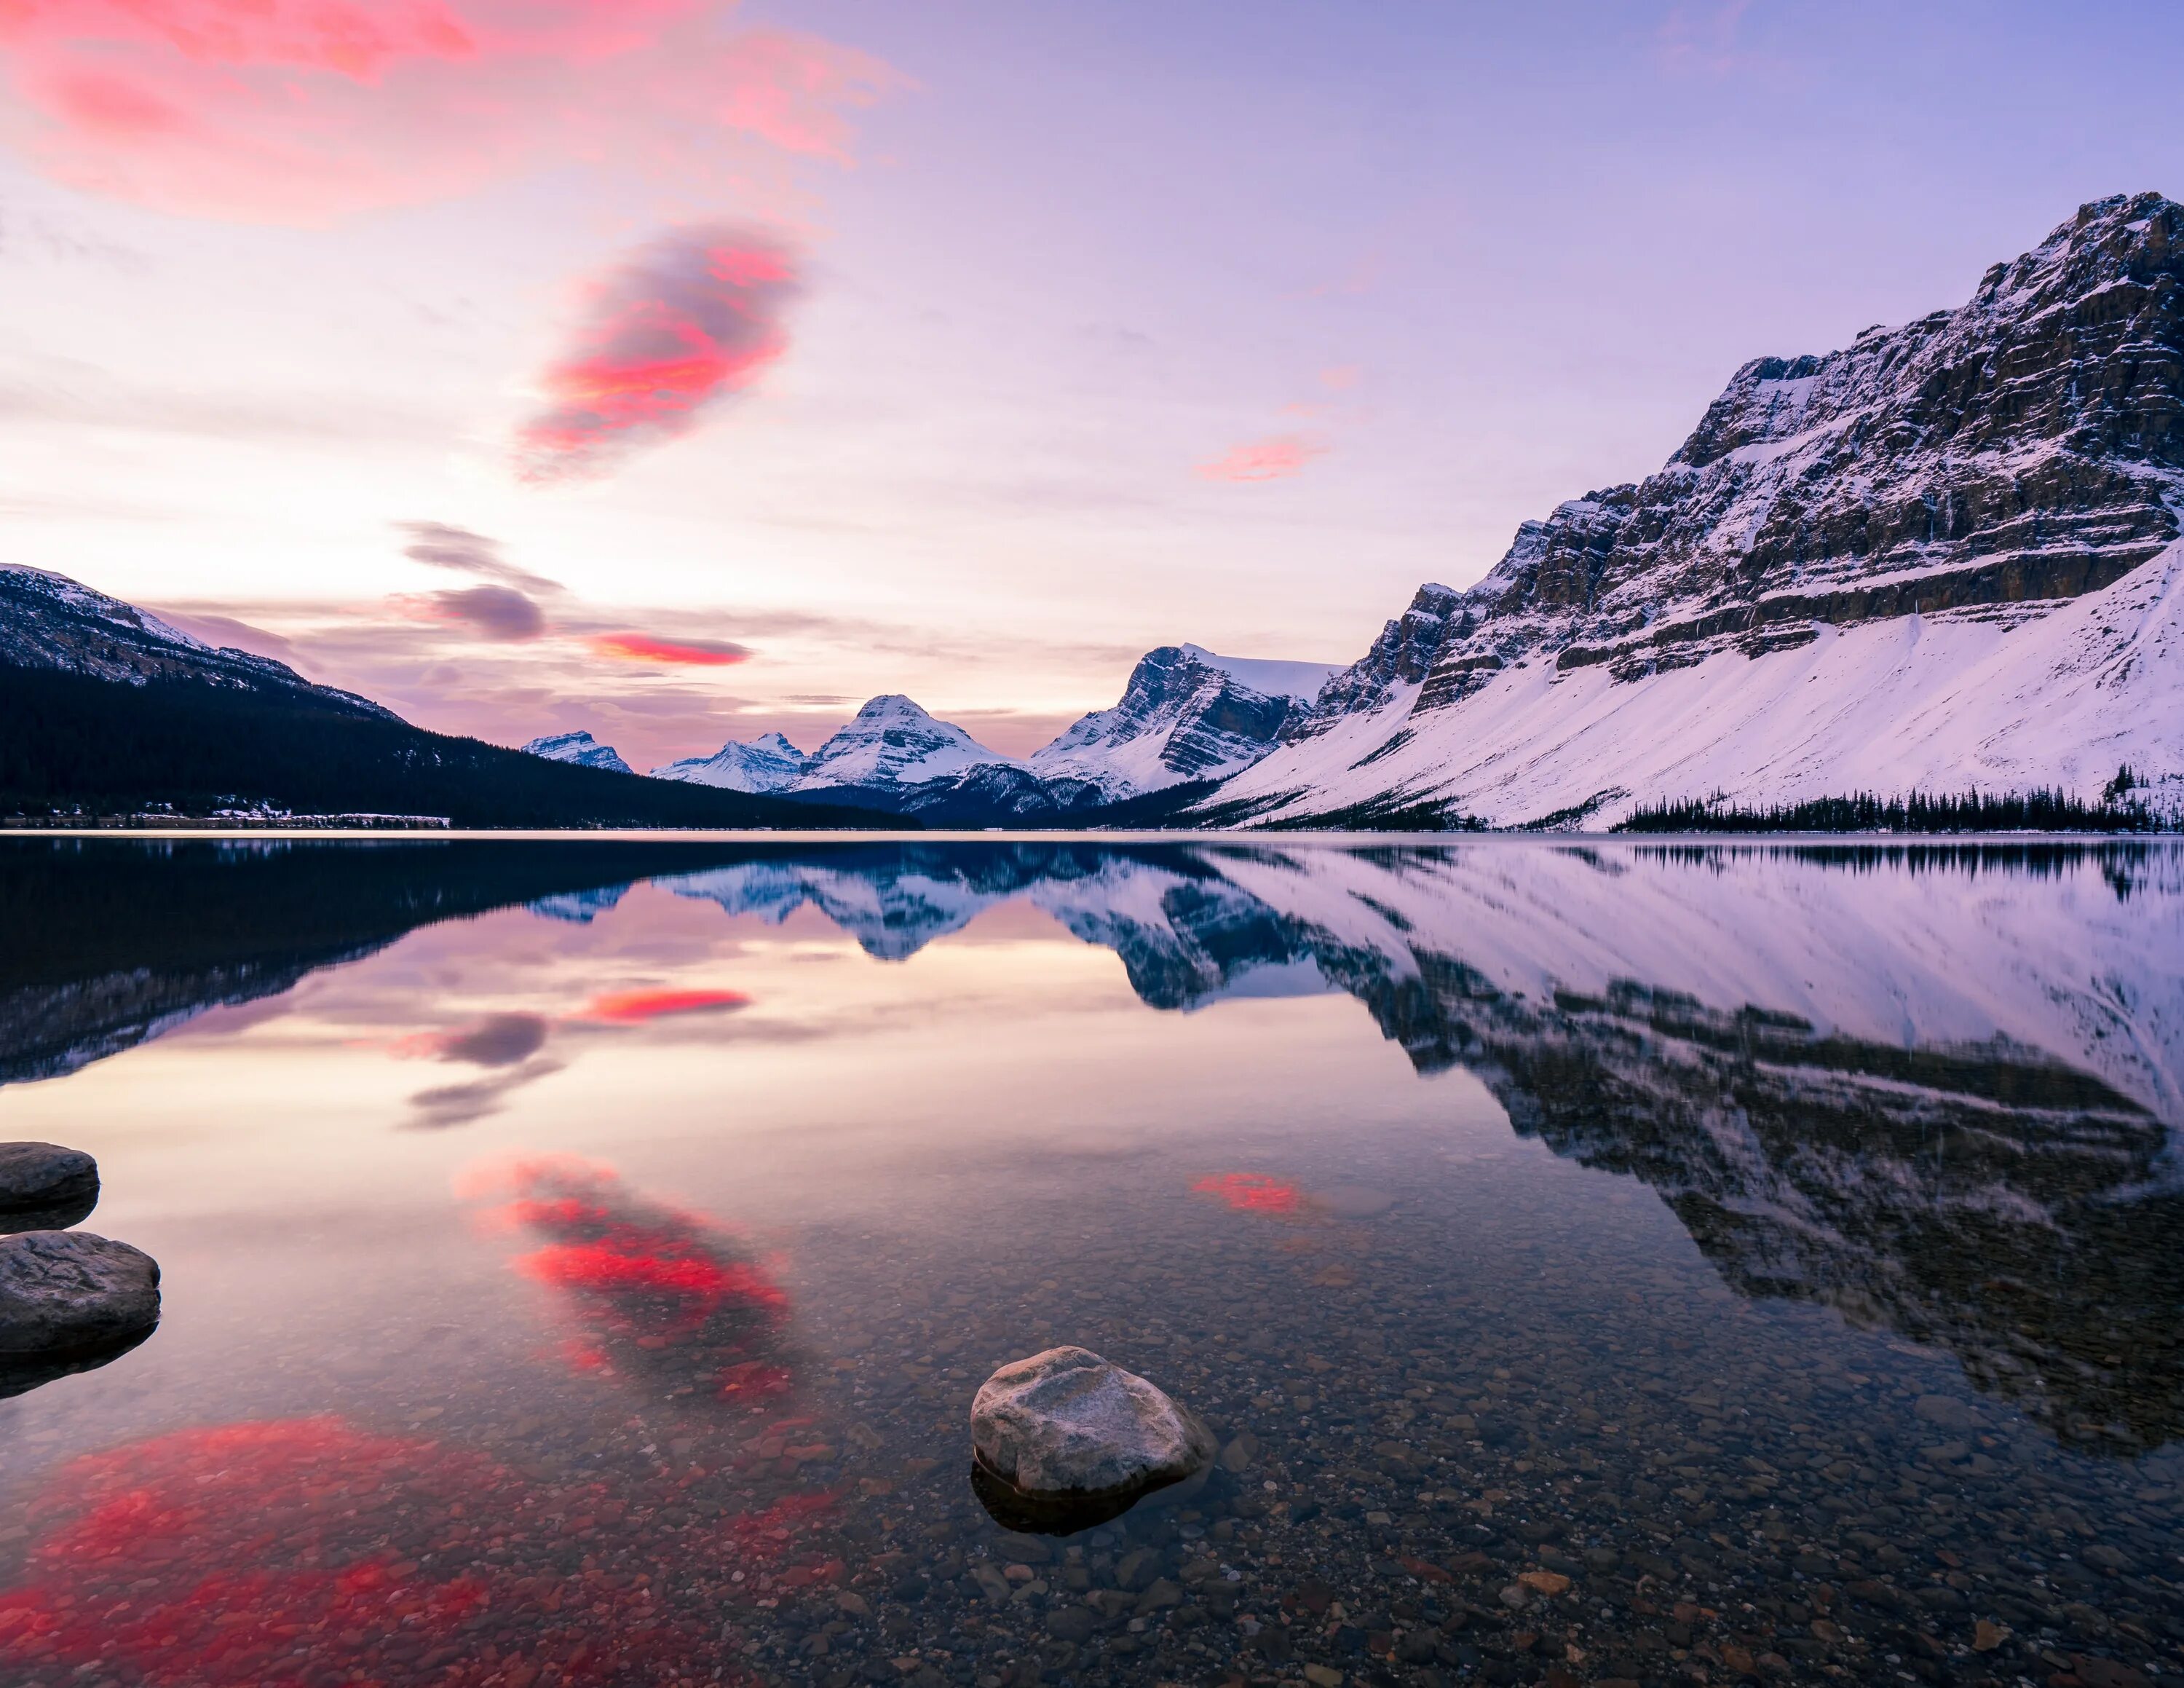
[0,1143,98,1233]
[0,1231,159,1357]
[970,1346,1214,1534]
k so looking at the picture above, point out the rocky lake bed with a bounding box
[0,837,2178,1688]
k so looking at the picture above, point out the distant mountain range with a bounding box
[545,646,1339,822]
[4,193,2178,830]
[0,566,885,829]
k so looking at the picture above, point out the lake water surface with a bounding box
[3,836,2182,1688]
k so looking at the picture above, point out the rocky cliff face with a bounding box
[1275,584,1461,741]
[1214,194,2184,825]
[1034,644,1333,797]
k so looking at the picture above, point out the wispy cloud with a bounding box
[517,224,803,483]
[398,521,563,595]
[397,583,549,642]
[1195,434,1327,484]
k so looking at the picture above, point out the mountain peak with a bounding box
[652,730,811,793]
[522,731,633,776]
[1030,640,1339,797]
[797,695,1016,789]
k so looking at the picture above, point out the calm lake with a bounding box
[2,836,2182,1688]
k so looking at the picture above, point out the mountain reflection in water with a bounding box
[3,835,2180,1463]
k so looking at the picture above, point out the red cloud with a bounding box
[589,631,752,666]
[1195,435,1327,483]
[518,225,801,482]
[0,4,901,221]
[577,987,750,1023]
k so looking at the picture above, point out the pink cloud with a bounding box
[517,224,801,482]
[0,3,903,221]
[1319,363,1361,390]
[1195,434,1327,484]
[588,631,751,666]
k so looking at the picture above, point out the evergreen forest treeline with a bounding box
[1614,786,2162,835]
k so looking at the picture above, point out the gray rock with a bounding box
[0,1143,98,1232]
[0,1230,160,1354]
[970,1346,1214,1531]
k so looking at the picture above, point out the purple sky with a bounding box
[1,0,2179,767]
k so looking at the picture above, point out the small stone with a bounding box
[1497,1583,1531,1610]
[0,1231,159,1355]
[1045,1606,1095,1643]
[1972,1620,2009,1652]
[1517,1569,1570,1596]
[1912,1395,1982,1430]
[1135,1578,1182,1613]
[1302,1666,1344,1687]
[837,1592,870,1617]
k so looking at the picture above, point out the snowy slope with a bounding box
[653,731,810,793]
[521,731,633,775]
[1177,645,1337,703]
[1030,644,1339,799]
[1219,540,2184,827]
[0,562,395,719]
[1210,192,2184,826]
[792,695,1021,792]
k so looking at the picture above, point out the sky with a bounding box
[1,0,2181,770]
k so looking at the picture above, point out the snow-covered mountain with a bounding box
[521,730,633,774]
[1206,192,2184,828]
[792,695,1021,792]
[1029,643,1339,799]
[652,731,809,793]
[0,563,395,719]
